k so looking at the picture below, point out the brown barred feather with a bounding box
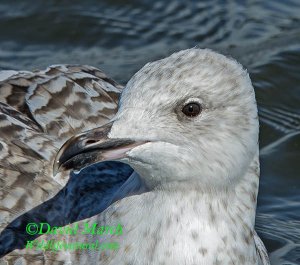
[0,65,122,238]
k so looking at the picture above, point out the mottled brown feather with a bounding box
[0,65,123,239]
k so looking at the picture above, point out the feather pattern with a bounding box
[0,65,122,236]
[254,230,271,265]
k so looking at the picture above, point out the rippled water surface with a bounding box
[0,0,299,264]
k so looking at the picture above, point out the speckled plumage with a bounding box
[1,49,269,264]
[0,64,121,234]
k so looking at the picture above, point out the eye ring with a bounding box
[182,102,202,117]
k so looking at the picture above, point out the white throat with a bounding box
[111,150,260,265]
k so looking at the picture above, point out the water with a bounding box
[0,0,299,263]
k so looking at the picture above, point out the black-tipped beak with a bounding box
[53,122,147,175]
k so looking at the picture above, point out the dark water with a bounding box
[0,0,299,263]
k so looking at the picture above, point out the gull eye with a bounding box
[182,102,202,117]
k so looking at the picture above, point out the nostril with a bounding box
[85,139,97,145]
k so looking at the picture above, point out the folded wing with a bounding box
[0,65,131,258]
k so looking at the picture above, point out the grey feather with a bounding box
[254,230,270,265]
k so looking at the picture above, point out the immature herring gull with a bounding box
[1,48,269,264]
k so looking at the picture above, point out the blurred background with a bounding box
[0,0,299,264]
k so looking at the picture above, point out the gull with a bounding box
[0,48,270,264]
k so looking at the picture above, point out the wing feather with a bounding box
[0,65,122,236]
[254,230,270,265]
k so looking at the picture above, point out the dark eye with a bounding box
[182,102,202,117]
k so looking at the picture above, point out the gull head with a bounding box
[54,48,259,190]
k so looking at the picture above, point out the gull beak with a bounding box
[53,122,147,175]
